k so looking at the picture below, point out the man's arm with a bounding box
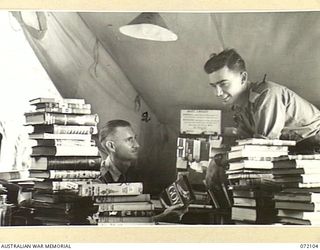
[252,87,286,139]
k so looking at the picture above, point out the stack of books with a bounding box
[274,154,320,225]
[92,182,155,225]
[227,138,296,224]
[24,97,101,225]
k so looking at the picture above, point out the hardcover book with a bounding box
[99,210,154,217]
[275,201,320,211]
[228,160,274,171]
[231,144,289,152]
[34,139,96,147]
[277,209,320,220]
[235,138,296,146]
[30,156,101,170]
[25,112,99,126]
[228,149,288,160]
[274,192,320,203]
[29,170,100,179]
[160,174,195,207]
[34,102,91,110]
[29,133,92,140]
[31,145,99,157]
[95,202,154,212]
[35,107,91,115]
[32,125,98,135]
[33,180,90,191]
[277,217,320,225]
[29,97,85,105]
[78,182,143,197]
[98,216,154,224]
[94,194,150,203]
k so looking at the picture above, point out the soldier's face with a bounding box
[208,66,247,105]
[112,127,140,161]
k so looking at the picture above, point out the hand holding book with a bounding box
[153,198,188,222]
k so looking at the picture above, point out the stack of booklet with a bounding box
[226,138,296,224]
[93,182,155,225]
[274,154,320,225]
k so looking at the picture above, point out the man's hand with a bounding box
[153,198,188,222]
[205,158,227,189]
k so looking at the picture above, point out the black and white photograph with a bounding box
[1,8,320,241]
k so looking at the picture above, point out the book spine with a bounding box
[35,139,96,147]
[228,150,287,160]
[177,138,185,158]
[49,170,100,179]
[96,202,154,212]
[200,141,210,161]
[30,98,85,105]
[98,217,153,224]
[99,210,154,217]
[51,181,89,191]
[78,182,143,197]
[33,125,97,135]
[48,157,101,170]
[36,107,91,115]
[44,113,99,126]
[35,102,91,110]
[54,125,97,134]
[94,194,150,203]
[25,112,98,126]
[185,139,194,160]
[236,138,296,146]
[188,204,214,209]
[32,146,99,157]
[193,140,201,161]
[29,133,93,140]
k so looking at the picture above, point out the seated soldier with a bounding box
[203,48,320,188]
[98,119,141,183]
[98,119,187,222]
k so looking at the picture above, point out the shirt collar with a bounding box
[232,81,257,111]
[101,156,123,182]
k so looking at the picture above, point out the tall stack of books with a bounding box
[274,154,320,225]
[91,182,155,225]
[24,97,101,225]
[227,138,296,224]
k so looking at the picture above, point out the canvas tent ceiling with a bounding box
[13,11,320,190]
[80,11,320,126]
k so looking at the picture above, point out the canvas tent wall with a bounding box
[13,11,177,192]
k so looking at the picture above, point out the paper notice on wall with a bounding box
[180,110,221,135]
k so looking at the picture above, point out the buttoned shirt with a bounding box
[233,80,320,140]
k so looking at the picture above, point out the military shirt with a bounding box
[97,156,140,183]
[232,80,320,140]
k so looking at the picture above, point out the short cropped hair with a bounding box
[204,48,246,74]
[99,119,131,144]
